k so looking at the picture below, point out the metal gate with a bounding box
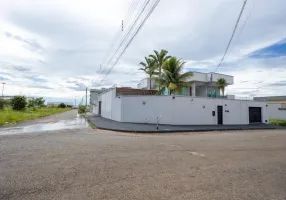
[249,107,262,123]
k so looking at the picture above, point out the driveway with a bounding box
[0,123,286,199]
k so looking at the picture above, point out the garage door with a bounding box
[249,107,262,123]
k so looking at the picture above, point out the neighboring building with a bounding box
[254,96,286,120]
[137,72,234,98]
[91,87,268,125]
[254,96,286,104]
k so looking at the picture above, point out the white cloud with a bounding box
[0,0,286,102]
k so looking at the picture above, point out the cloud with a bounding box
[0,76,9,81]
[26,85,53,89]
[269,81,286,87]
[0,0,286,101]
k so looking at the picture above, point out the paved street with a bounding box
[1,122,286,200]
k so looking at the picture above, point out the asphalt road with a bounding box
[0,118,286,199]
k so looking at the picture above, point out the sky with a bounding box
[0,0,286,104]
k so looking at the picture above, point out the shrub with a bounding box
[35,97,45,107]
[11,96,27,110]
[27,99,36,108]
[270,119,286,126]
[78,105,86,114]
[0,99,4,109]
[58,103,66,108]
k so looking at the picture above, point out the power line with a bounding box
[100,0,141,72]
[100,0,152,76]
[213,0,248,73]
[228,2,255,58]
[96,0,161,87]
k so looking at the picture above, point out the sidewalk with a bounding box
[86,114,283,133]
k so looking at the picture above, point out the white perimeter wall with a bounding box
[267,104,286,120]
[120,96,268,125]
[98,89,122,121]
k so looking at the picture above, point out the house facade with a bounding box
[137,72,234,98]
[254,96,286,120]
[91,87,269,125]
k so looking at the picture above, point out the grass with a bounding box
[0,107,73,126]
[269,119,286,126]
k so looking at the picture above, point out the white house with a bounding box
[91,87,269,125]
[137,72,234,98]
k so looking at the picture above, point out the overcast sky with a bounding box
[1,0,286,103]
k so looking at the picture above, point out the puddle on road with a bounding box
[0,114,90,135]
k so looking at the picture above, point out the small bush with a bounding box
[27,99,36,108]
[35,97,45,107]
[0,99,4,109]
[11,96,27,110]
[270,119,286,126]
[58,103,66,108]
[78,105,86,114]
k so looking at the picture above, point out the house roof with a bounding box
[253,96,286,101]
[116,88,157,96]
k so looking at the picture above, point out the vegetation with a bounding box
[58,103,66,108]
[139,49,192,95]
[139,57,158,90]
[11,96,27,110]
[78,105,86,114]
[0,99,4,110]
[27,99,36,108]
[35,97,45,107]
[0,107,72,126]
[156,57,193,95]
[269,119,286,126]
[149,49,171,92]
[216,78,227,96]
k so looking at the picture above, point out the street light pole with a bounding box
[76,84,88,108]
[2,82,6,98]
[86,87,87,108]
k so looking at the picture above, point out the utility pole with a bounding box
[74,97,76,107]
[1,82,6,98]
[86,87,87,108]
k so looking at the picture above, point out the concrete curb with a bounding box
[86,118,282,133]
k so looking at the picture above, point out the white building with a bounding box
[91,87,270,125]
[137,72,234,98]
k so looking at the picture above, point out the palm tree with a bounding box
[139,57,158,90]
[216,78,227,97]
[156,57,193,95]
[149,49,171,92]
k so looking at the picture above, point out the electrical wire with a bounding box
[227,2,255,59]
[100,0,141,72]
[100,0,151,76]
[213,0,248,73]
[96,0,161,87]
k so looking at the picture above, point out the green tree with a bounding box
[156,57,193,95]
[216,78,227,96]
[35,97,45,107]
[58,103,66,108]
[0,99,4,110]
[27,99,36,108]
[139,57,158,90]
[149,49,171,92]
[78,105,86,114]
[11,96,27,110]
